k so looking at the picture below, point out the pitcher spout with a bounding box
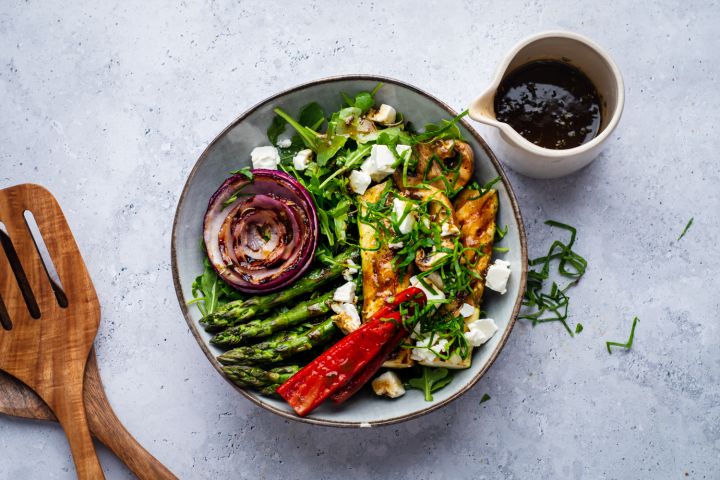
[469,86,499,126]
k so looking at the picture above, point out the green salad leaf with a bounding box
[407,367,453,401]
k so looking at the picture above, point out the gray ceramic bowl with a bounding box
[171,75,527,427]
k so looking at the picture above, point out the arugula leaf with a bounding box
[273,107,347,166]
[267,115,287,145]
[414,110,469,142]
[353,92,374,113]
[298,102,325,130]
[229,166,254,181]
[407,367,453,401]
[189,258,221,316]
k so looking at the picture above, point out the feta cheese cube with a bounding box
[250,146,281,170]
[458,303,476,318]
[342,258,359,281]
[277,137,292,148]
[371,371,405,398]
[392,198,416,234]
[486,259,511,294]
[368,104,397,125]
[409,275,445,304]
[464,318,498,347]
[360,144,412,182]
[349,170,372,195]
[331,302,361,334]
[388,241,404,250]
[292,149,313,171]
[411,335,449,362]
[333,281,356,304]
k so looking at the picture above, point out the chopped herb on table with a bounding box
[606,317,639,354]
[519,220,587,336]
[677,217,694,241]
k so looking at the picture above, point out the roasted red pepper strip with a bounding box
[276,311,402,416]
[277,287,427,416]
[329,327,407,404]
[330,288,427,404]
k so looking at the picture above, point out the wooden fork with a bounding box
[0,184,104,479]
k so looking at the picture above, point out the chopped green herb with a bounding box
[480,393,491,404]
[677,217,694,241]
[606,317,639,354]
[519,220,587,336]
[407,367,453,401]
[575,323,584,334]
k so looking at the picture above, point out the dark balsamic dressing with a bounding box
[494,60,602,149]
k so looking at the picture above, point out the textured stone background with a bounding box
[1,1,719,478]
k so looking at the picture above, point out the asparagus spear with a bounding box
[259,384,282,396]
[201,249,359,332]
[217,317,338,365]
[222,365,300,390]
[210,291,335,348]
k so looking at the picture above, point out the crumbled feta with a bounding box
[371,371,406,398]
[458,303,476,318]
[388,241,404,250]
[250,146,281,170]
[342,258,359,281]
[486,259,511,294]
[411,335,449,362]
[368,104,397,125]
[277,137,292,148]
[292,149,313,171]
[360,144,412,182]
[331,303,361,334]
[410,275,445,303]
[392,198,416,234]
[333,281,356,304]
[349,170,372,195]
[440,222,460,237]
[464,318,498,347]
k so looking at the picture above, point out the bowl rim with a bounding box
[170,74,528,428]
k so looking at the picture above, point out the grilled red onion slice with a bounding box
[204,169,318,293]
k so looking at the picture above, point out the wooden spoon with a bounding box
[0,183,105,478]
[0,350,177,480]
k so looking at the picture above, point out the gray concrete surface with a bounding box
[1,1,719,478]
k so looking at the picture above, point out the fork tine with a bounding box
[0,186,58,316]
[14,185,96,306]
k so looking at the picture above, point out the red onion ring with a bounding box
[204,169,318,293]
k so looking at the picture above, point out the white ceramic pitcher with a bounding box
[469,31,625,179]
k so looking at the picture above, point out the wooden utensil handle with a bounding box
[52,382,105,480]
[84,354,177,480]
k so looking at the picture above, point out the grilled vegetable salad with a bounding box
[191,85,511,415]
